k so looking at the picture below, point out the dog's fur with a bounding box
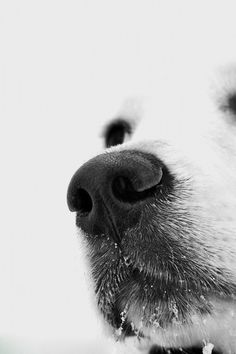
[68,3,236,353]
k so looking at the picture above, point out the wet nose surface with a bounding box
[67,150,164,239]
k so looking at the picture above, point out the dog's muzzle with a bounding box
[66,150,226,354]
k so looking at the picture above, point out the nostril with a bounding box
[112,176,130,195]
[112,175,162,204]
[70,188,93,214]
[112,176,133,203]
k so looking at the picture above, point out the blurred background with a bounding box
[0,1,120,352]
[1,0,236,353]
[1,0,162,352]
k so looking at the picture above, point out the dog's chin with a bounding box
[96,263,236,354]
[125,300,235,345]
[83,220,236,353]
[109,295,236,354]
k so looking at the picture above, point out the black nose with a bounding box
[67,150,164,239]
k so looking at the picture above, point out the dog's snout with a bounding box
[67,150,164,236]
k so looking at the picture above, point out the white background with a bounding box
[1,1,236,353]
[0,1,113,352]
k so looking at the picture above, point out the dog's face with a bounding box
[67,7,236,353]
[67,67,236,353]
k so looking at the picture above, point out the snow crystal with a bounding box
[115,304,129,338]
[202,343,214,354]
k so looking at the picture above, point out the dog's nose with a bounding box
[67,150,163,239]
